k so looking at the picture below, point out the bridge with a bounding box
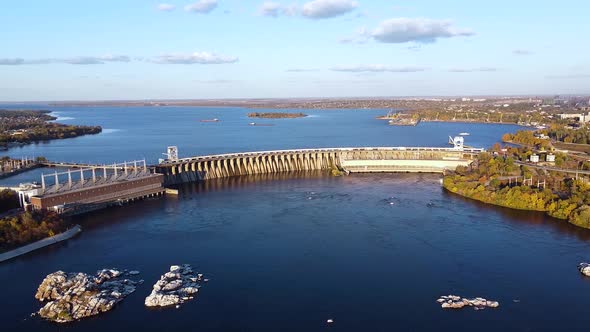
[155,146,484,185]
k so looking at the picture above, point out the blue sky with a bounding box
[1,0,589,101]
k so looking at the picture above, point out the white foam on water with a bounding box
[50,112,75,121]
[101,128,121,134]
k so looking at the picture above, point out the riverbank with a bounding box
[0,225,81,263]
[442,150,590,229]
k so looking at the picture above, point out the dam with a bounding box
[6,144,483,213]
[156,146,483,185]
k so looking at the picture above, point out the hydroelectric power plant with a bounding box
[156,145,482,185]
[12,139,483,214]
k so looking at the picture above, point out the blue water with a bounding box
[2,106,588,331]
[0,105,518,163]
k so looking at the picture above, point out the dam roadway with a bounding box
[155,147,483,185]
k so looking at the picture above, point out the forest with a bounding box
[0,211,69,252]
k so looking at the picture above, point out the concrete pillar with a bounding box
[222,159,229,177]
[92,168,96,183]
[197,162,204,180]
[54,172,59,191]
[41,173,46,191]
[204,161,210,179]
[68,170,72,189]
[229,158,236,175]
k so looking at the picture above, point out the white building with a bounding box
[546,154,556,162]
[15,183,42,209]
[530,154,540,163]
[558,113,590,123]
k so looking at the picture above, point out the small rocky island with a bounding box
[145,264,206,308]
[34,269,141,323]
[437,295,499,310]
[247,112,307,119]
[579,263,590,276]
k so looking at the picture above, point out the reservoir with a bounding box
[2,106,590,331]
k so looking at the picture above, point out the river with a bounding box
[1,106,590,331]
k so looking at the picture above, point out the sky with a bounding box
[1,0,589,101]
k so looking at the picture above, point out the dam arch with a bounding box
[155,147,483,186]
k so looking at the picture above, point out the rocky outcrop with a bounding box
[145,264,205,308]
[437,295,499,310]
[35,269,139,323]
[579,263,590,276]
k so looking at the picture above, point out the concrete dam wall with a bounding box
[156,147,482,185]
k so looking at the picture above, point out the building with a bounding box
[530,154,540,163]
[546,154,556,162]
[558,113,590,123]
[27,160,166,214]
[30,174,164,211]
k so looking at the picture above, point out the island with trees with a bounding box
[247,112,307,119]
[0,109,102,149]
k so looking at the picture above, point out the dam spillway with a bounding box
[155,147,483,185]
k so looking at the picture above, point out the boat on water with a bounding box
[200,118,219,122]
[249,122,274,126]
[459,132,470,136]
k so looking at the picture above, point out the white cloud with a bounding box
[330,65,428,72]
[151,52,238,64]
[448,67,499,72]
[302,0,357,19]
[338,26,369,44]
[193,79,241,84]
[185,0,218,13]
[157,3,176,11]
[0,55,131,65]
[0,53,239,66]
[513,49,533,55]
[257,2,299,17]
[286,68,320,72]
[260,1,281,17]
[0,58,25,65]
[282,4,299,16]
[545,74,590,79]
[371,18,474,43]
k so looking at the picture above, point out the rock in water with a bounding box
[35,269,138,323]
[578,263,590,276]
[437,295,500,310]
[145,264,204,308]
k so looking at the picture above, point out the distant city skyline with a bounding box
[1,0,589,101]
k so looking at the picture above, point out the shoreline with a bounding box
[0,225,81,263]
[376,117,530,126]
